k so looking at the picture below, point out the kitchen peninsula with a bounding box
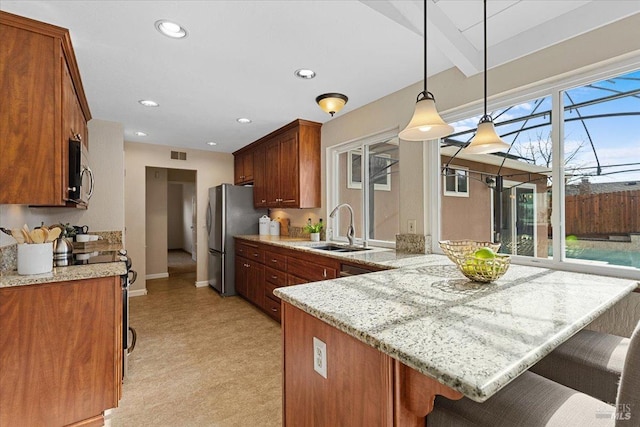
[0,262,126,427]
[231,237,640,426]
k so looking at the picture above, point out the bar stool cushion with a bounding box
[429,371,615,427]
[530,329,628,404]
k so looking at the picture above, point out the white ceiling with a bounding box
[2,1,638,153]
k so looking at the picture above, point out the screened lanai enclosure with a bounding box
[440,69,640,270]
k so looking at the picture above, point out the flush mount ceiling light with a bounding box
[294,68,316,79]
[236,117,252,124]
[155,19,188,39]
[399,0,453,141]
[464,0,510,155]
[207,141,217,146]
[316,93,348,117]
[138,99,159,107]
[134,131,148,137]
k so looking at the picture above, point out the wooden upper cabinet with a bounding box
[278,130,300,207]
[0,11,91,206]
[253,144,268,207]
[234,119,321,209]
[234,150,254,185]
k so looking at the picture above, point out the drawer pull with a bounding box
[271,275,278,279]
[271,308,278,312]
[272,259,278,263]
[254,253,259,257]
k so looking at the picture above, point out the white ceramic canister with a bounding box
[269,219,280,236]
[17,242,54,275]
[259,215,270,236]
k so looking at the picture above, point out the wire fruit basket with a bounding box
[439,240,510,283]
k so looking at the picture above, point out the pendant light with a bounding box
[464,0,510,155]
[399,0,453,141]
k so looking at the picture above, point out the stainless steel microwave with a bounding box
[68,137,94,206]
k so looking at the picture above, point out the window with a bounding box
[443,166,469,197]
[328,131,399,246]
[437,65,640,277]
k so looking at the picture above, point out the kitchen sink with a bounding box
[311,244,371,253]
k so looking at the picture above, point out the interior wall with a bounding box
[0,119,125,247]
[146,167,168,276]
[125,141,233,293]
[167,183,184,250]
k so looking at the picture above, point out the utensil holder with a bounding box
[17,242,53,275]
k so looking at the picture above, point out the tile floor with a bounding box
[107,269,282,426]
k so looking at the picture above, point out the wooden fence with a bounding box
[565,190,640,236]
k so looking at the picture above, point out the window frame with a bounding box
[326,128,398,248]
[443,166,470,197]
[433,55,640,280]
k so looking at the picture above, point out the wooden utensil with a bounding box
[20,228,32,244]
[11,229,25,244]
[47,227,61,242]
[40,226,50,242]
[31,228,46,244]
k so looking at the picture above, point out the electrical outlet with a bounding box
[313,337,327,379]
[408,219,417,234]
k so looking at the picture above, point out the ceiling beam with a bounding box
[360,0,481,77]
[488,0,640,69]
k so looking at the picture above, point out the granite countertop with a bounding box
[235,235,428,268]
[0,262,127,288]
[260,236,639,402]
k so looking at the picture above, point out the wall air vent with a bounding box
[170,151,187,160]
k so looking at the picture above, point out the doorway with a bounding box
[499,182,537,257]
[145,167,197,280]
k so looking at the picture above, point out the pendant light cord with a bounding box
[424,0,428,94]
[483,0,488,118]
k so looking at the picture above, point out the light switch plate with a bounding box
[408,219,417,234]
[313,337,327,379]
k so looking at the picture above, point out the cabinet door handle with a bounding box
[323,269,327,278]
[261,199,266,203]
[254,253,259,257]
[271,259,277,263]
[68,186,77,192]
[283,199,295,203]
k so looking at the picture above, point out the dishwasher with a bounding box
[339,263,378,277]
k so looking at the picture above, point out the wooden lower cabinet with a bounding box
[0,275,122,427]
[282,303,463,427]
[234,238,387,323]
[282,303,393,425]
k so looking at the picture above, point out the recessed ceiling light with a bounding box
[236,118,252,124]
[134,131,148,137]
[138,99,159,107]
[294,68,316,79]
[155,20,188,39]
[207,141,217,146]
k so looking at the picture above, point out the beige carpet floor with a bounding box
[167,249,197,276]
[107,271,282,426]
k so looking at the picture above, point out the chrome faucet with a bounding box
[329,203,355,246]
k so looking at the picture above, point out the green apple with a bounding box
[473,247,496,260]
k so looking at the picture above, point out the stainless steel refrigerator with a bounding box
[207,184,267,296]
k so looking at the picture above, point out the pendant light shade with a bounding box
[464,115,510,154]
[316,93,348,117]
[399,0,452,141]
[399,92,454,141]
[464,0,510,154]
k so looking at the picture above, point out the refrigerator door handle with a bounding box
[206,202,212,235]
